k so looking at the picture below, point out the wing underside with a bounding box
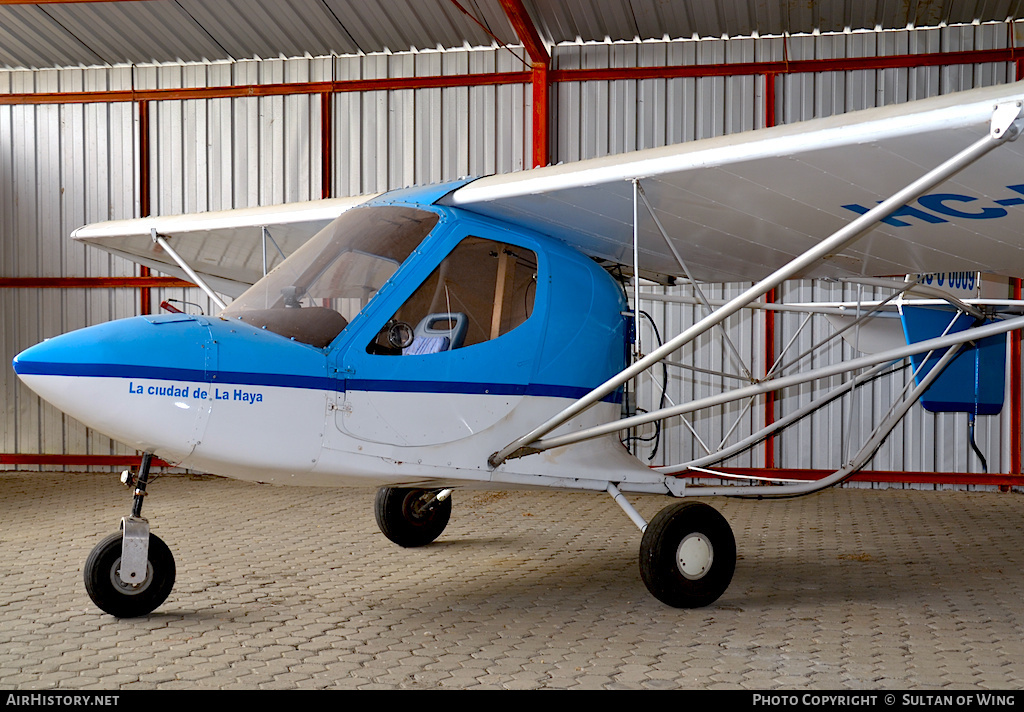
[71,82,1024,292]
[71,196,374,298]
[444,81,1024,284]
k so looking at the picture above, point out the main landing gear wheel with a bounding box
[639,501,736,608]
[374,487,452,547]
[83,531,176,618]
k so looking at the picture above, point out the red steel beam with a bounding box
[498,0,547,65]
[552,47,1023,82]
[0,0,167,4]
[2,455,1018,485]
[138,99,152,315]
[764,286,776,470]
[0,454,170,467]
[711,468,1024,487]
[497,0,551,168]
[321,91,332,199]
[0,277,192,288]
[2,47,1017,108]
[138,100,150,217]
[1014,59,1023,479]
[763,74,778,469]
[0,73,532,106]
[1013,278,1022,477]
[531,61,549,167]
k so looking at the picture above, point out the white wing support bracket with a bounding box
[150,228,228,311]
[991,99,1024,140]
[489,99,1024,470]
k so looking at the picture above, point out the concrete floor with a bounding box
[1,470,1023,690]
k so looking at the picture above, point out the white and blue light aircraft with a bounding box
[13,81,1024,616]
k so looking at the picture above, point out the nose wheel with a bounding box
[374,487,452,547]
[83,530,175,618]
[83,452,176,617]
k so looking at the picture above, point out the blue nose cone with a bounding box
[14,313,212,382]
[13,314,216,457]
[14,312,335,466]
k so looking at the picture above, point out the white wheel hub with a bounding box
[110,559,153,595]
[676,533,713,580]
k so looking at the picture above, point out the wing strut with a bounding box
[150,228,227,311]
[634,178,754,381]
[513,310,1024,456]
[261,226,287,277]
[489,99,1024,469]
[684,334,967,498]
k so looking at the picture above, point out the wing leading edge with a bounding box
[444,81,1024,284]
[71,82,1024,294]
[72,195,375,298]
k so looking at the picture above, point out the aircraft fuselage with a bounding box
[14,197,664,492]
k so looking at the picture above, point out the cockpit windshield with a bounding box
[221,205,439,347]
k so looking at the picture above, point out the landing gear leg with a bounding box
[607,485,736,608]
[83,453,176,617]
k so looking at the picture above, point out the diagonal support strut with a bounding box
[489,99,1024,468]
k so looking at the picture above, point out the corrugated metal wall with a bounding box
[1,68,136,466]
[331,49,529,194]
[143,60,328,212]
[1,21,1022,479]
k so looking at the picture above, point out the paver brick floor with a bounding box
[1,471,1022,690]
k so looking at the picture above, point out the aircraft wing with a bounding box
[72,82,1024,294]
[443,81,1024,284]
[72,195,375,298]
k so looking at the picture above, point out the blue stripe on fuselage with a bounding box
[13,360,619,403]
[13,361,336,391]
[346,378,621,403]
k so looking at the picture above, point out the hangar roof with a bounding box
[1,0,1022,71]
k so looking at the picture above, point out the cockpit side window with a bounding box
[367,237,537,356]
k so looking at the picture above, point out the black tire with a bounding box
[374,487,452,547]
[639,501,735,608]
[83,532,176,617]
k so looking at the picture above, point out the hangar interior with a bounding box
[2,0,1024,488]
